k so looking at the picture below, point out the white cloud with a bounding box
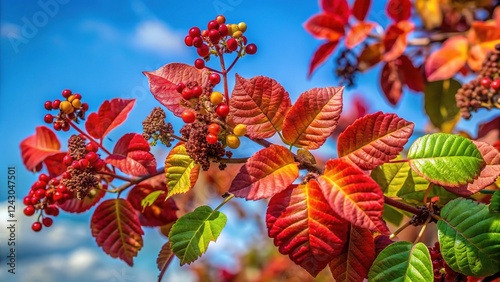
[131,20,184,55]
[80,20,121,41]
[0,22,21,39]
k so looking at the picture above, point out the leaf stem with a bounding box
[390,220,412,240]
[98,171,134,182]
[423,183,434,204]
[214,193,234,212]
[217,157,249,164]
[384,196,421,215]
[68,120,113,155]
[388,159,410,164]
[414,216,432,244]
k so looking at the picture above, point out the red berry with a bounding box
[192,86,203,97]
[208,123,221,135]
[227,38,238,51]
[85,152,99,163]
[245,43,257,55]
[176,82,186,93]
[480,77,492,88]
[56,184,68,193]
[93,159,106,171]
[82,103,89,111]
[42,217,53,227]
[71,160,81,170]
[491,79,500,91]
[197,44,210,57]
[63,155,73,166]
[182,110,196,123]
[53,122,62,131]
[53,191,64,202]
[194,58,205,69]
[52,99,61,109]
[35,189,46,198]
[208,29,221,43]
[79,158,90,168]
[86,142,98,152]
[62,89,72,98]
[192,36,203,48]
[44,114,54,124]
[31,195,39,205]
[62,171,71,179]
[219,24,229,37]
[73,94,82,100]
[209,73,221,84]
[23,196,31,205]
[208,20,219,30]
[182,87,194,100]
[24,206,35,216]
[45,189,53,198]
[216,103,230,118]
[206,133,218,144]
[241,36,248,45]
[39,173,50,183]
[48,178,59,186]
[44,101,53,110]
[184,35,193,46]
[34,180,47,190]
[32,222,42,232]
[62,123,70,132]
[45,206,59,216]
[216,15,226,24]
[202,29,209,37]
[189,27,201,38]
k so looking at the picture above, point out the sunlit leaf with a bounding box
[467,22,500,71]
[85,98,135,140]
[282,87,343,149]
[266,181,348,277]
[383,204,405,226]
[490,190,500,213]
[303,13,345,41]
[20,126,61,171]
[308,41,340,78]
[438,198,500,276]
[43,152,68,177]
[337,112,414,170]
[345,22,375,49]
[320,0,349,24]
[386,0,411,22]
[105,133,157,176]
[229,145,299,200]
[415,0,443,29]
[380,61,403,105]
[169,206,227,265]
[164,143,200,198]
[352,0,371,21]
[425,36,468,82]
[382,21,414,62]
[91,199,144,266]
[424,79,461,131]
[229,75,291,138]
[127,183,177,227]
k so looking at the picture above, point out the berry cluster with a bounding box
[23,173,61,232]
[428,242,464,281]
[335,48,358,87]
[43,89,89,131]
[456,44,500,119]
[142,107,175,147]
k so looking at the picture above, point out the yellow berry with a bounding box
[226,134,240,149]
[232,30,242,38]
[210,91,224,105]
[67,95,76,102]
[72,98,82,109]
[233,124,247,137]
[231,24,239,33]
[237,22,247,33]
[59,101,74,114]
[226,24,233,35]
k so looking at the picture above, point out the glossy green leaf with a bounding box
[383,204,405,226]
[408,133,484,187]
[368,241,433,282]
[371,161,429,198]
[424,79,461,131]
[169,206,227,265]
[165,143,200,198]
[490,190,500,213]
[437,198,500,276]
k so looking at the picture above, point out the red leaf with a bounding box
[320,0,350,24]
[380,61,403,105]
[318,159,388,233]
[304,13,345,41]
[229,145,299,200]
[446,141,500,196]
[58,187,106,213]
[157,242,174,282]
[333,95,369,138]
[382,21,414,62]
[43,152,68,177]
[337,112,414,170]
[398,55,424,92]
[91,199,144,266]
[85,99,135,140]
[20,126,61,171]
[352,0,371,21]
[329,225,375,282]
[282,87,343,150]
[425,36,469,82]
[229,75,291,138]
[127,183,178,227]
[345,22,376,49]
[477,116,500,144]
[266,181,348,277]
[105,133,157,176]
[144,63,209,117]
[308,41,340,78]
[386,0,411,22]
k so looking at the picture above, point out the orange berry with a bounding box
[233,124,247,136]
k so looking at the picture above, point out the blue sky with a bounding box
[0,1,497,282]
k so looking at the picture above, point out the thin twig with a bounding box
[414,216,432,244]
[384,196,421,215]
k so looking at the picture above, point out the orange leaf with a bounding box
[337,112,414,170]
[229,145,299,200]
[20,126,61,171]
[304,13,345,41]
[386,0,411,22]
[425,36,469,82]
[308,40,340,78]
[91,199,144,266]
[467,22,500,71]
[266,181,348,277]
[345,22,376,49]
[229,74,291,138]
[282,87,343,149]
[358,43,383,72]
[383,21,414,62]
[318,159,389,233]
[380,61,403,105]
[352,0,371,21]
[85,98,136,140]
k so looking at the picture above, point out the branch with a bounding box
[107,167,165,193]
[384,196,421,215]
[368,31,465,47]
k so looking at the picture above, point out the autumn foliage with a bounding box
[19,3,500,282]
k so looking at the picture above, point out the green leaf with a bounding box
[368,241,433,282]
[383,204,405,226]
[169,206,227,265]
[141,190,164,211]
[424,79,461,132]
[490,190,500,213]
[437,198,500,276]
[408,133,484,187]
[371,161,429,197]
[399,185,458,207]
[165,143,200,198]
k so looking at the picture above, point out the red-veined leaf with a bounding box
[383,21,414,62]
[308,41,340,78]
[399,55,424,92]
[329,225,375,282]
[380,61,403,105]
[386,0,411,22]
[318,159,388,233]
[304,13,345,41]
[352,0,371,21]
[229,75,291,138]
[266,181,348,277]
[320,0,349,24]
[105,133,156,176]
[43,152,67,177]
[477,116,500,145]
[91,199,144,266]
[333,95,369,138]
[358,43,383,72]
[445,141,500,196]
[20,126,61,171]
[229,145,299,200]
[85,98,135,140]
[58,186,105,213]
[425,36,469,82]
[337,112,414,170]
[345,22,375,49]
[157,242,174,282]
[143,63,209,117]
[282,87,343,149]
[127,183,178,227]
